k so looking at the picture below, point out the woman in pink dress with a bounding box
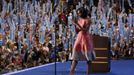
[69,7,96,75]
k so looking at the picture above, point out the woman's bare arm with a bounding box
[72,20,87,31]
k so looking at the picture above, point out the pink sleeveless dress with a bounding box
[71,18,96,61]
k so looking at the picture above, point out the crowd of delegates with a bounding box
[0,0,134,74]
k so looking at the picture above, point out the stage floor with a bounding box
[4,60,134,75]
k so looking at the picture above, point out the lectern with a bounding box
[91,35,111,73]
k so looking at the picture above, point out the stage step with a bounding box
[92,61,108,64]
[94,57,108,62]
[91,61,110,72]
[95,50,109,57]
[94,48,107,50]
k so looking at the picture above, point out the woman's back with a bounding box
[77,18,91,36]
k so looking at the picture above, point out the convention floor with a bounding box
[4,60,134,75]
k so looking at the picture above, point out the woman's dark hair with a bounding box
[77,7,88,18]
